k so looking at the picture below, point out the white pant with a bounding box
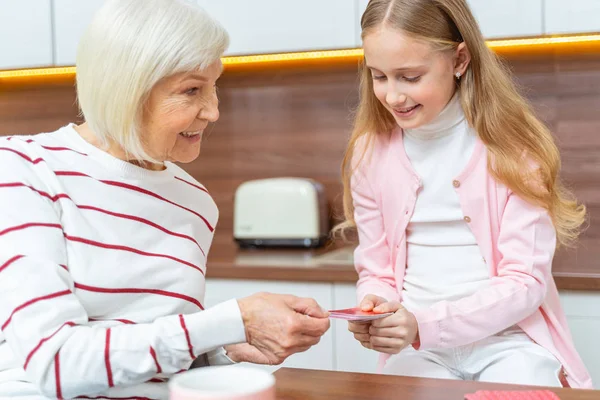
[382,326,563,387]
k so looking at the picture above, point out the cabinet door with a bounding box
[0,0,53,69]
[357,1,543,41]
[52,0,105,66]
[197,0,357,55]
[356,0,369,46]
[560,291,600,387]
[333,283,379,373]
[204,279,334,372]
[467,0,543,39]
[545,0,600,34]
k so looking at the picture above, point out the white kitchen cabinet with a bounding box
[356,0,543,44]
[204,279,335,373]
[196,0,357,55]
[0,0,53,70]
[560,291,600,388]
[52,0,105,66]
[203,278,600,386]
[333,283,379,373]
[467,0,543,39]
[545,0,600,35]
[356,0,369,46]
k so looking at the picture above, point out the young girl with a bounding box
[340,0,592,389]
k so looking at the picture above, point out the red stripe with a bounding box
[59,264,69,271]
[179,315,195,360]
[2,290,71,331]
[175,176,209,193]
[64,234,204,275]
[0,182,72,202]
[0,183,207,257]
[24,322,76,369]
[77,397,157,400]
[55,171,214,232]
[0,147,44,164]
[149,378,166,383]
[41,145,88,155]
[175,369,187,374]
[105,328,114,387]
[78,205,206,257]
[55,351,63,399]
[74,283,204,310]
[0,255,24,274]
[149,346,162,374]
[0,222,62,237]
[89,318,135,325]
[6,137,88,156]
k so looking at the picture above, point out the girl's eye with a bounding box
[404,76,421,83]
[372,75,386,81]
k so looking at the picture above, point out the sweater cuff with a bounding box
[207,347,237,366]
[411,307,442,350]
[186,298,247,356]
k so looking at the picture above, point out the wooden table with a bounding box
[274,368,600,399]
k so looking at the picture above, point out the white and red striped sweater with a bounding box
[0,124,246,399]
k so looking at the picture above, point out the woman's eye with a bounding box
[185,87,199,95]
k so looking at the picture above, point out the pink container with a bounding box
[169,366,276,400]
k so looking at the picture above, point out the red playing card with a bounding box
[328,307,393,321]
[464,390,561,400]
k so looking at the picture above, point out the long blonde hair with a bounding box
[338,0,585,247]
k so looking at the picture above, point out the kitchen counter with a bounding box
[206,245,600,291]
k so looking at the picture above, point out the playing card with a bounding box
[328,307,393,322]
[464,390,560,400]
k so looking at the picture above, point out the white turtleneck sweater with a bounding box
[401,95,491,312]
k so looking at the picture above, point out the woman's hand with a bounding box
[236,292,330,365]
[223,343,272,364]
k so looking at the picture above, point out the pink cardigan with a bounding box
[352,128,592,389]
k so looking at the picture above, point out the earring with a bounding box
[455,72,462,80]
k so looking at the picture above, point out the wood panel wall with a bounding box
[1,49,599,277]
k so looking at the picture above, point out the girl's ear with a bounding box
[454,42,471,77]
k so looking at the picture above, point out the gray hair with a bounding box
[76,0,229,162]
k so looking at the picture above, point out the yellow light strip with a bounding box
[488,33,600,49]
[1,34,600,80]
[0,66,76,79]
[221,48,365,66]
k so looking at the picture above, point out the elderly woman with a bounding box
[0,0,330,398]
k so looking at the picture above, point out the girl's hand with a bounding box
[347,294,389,350]
[368,301,419,354]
